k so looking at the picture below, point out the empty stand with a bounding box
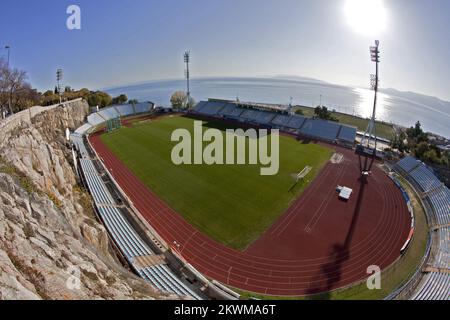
[115,104,135,117]
[240,109,263,121]
[434,227,450,269]
[412,272,450,300]
[270,114,291,127]
[194,100,357,144]
[254,111,276,125]
[193,101,209,113]
[338,125,357,144]
[134,102,153,114]
[300,119,341,141]
[409,166,442,193]
[396,156,421,173]
[286,115,306,129]
[71,113,201,299]
[75,123,93,135]
[98,107,120,121]
[87,113,105,126]
[196,101,227,116]
[394,156,450,300]
[217,103,245,119]
[428,188,450,225]
[71,134,89,158]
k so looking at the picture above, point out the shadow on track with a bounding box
[305,175,368,299]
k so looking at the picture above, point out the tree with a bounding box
[128,99,139,105]
[390,130,408,153]
[406,121,428,143]
[314,106,338,122]
[414,141,430,159]
[0,58,28,115]
[76,88,91,100]
[0,59,10,117]
[423,149,439,164]
[295,109,304,115]
[112,94,128,105]
[170,91,187,109]
[43,90,54,97]
[10,83,40,112]
[86,91,112,108]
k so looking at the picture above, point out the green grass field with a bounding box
[101,116,332,250]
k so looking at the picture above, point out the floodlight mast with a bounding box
[356,40,381,178]
[5,45,11,116]
[4,45,10,67]
[56,69,63,104]
[184,51,191,109]
[361,40,380,151]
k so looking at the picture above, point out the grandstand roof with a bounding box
[208,98,290,112]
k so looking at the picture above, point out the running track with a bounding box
[89,134,411,296]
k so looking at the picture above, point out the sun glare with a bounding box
[344,0,387,36]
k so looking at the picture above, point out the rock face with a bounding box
[0,100,168,300]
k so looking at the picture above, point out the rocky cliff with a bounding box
[0,100,168,299]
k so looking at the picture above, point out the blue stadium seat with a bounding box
[87,113,105,126]
[409,166,442,193]
[240,109,263,121]
[253,111,276,125]
[98,107,120,120]
[270,114,291,127]
[396,156,421,173]
[217,103,237,116]
[116,104,135,116]
[134,102,153,114]
[198,101,227,115]
[300,119,340,141]
[193,101,208,112]
[338,125,357,143]
[285,115,305,129]
[74,123,93,135]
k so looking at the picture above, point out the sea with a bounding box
[104,77,450,139]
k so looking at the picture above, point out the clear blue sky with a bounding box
[1,0,449,101]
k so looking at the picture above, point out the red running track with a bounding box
[89,135,411,296]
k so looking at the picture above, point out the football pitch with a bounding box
[100,116,333,250]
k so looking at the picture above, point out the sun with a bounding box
[344,0,387,36]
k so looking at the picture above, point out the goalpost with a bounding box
[288,166,312,192]
[296,166,312,182]
[106,117,122,133]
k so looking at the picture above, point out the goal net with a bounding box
[106,117,122,132]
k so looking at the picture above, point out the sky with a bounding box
[1,0,449,101]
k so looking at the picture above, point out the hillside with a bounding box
[0,100,171,300]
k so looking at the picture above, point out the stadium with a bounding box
[69,97,449,300]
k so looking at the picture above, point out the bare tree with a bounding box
[170,91,195,109]
[0,57,28,117]
[0,58,8,118]
[170,91,187,109]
